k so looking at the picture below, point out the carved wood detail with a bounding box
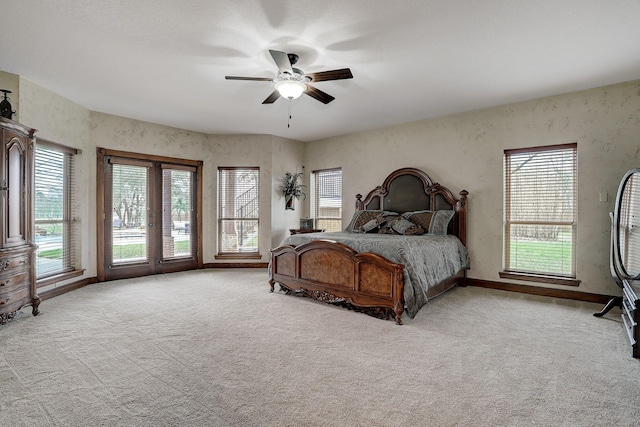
[0,118,39,325]
[270,167,468,325]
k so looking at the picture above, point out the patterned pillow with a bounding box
[388,216,424,235]
[360,218,380,233]
[377,214,400,234]
[401,210,434,231]
[373,215,424,235]
[378,223,399,234]
[403,210,454,235]
[346,210,398,233]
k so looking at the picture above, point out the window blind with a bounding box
[218,167,259,253]
[162,166,195,259]
[620,172,640,275]
[504,143,577,277]
[110,162,148,263]
[34,142,78,279]
[311,168,342,232]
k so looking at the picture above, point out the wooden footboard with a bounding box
[269,240,405,324]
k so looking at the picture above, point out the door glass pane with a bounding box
[111,164,148,263]
[162,168,193,259]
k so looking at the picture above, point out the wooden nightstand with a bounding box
[289,229,324,235]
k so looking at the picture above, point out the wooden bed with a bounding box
[269,167,468,324]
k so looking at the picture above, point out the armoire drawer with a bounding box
[0,285,30,309]
[0,270,30,294]
[0,253,30,275]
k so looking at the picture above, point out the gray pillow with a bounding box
[360,218,380,233]
[429,210,454,235]
[346,210,397,232]
[403,209,454,235]
[391,217,424,235]
[402,210,434,230]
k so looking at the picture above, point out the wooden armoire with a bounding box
[0,117,39,324]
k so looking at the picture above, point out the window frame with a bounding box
[500,143,580,286]
[34,139,83,286]
[215,166,261,259]
[311,167,343,232]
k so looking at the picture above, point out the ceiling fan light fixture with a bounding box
[275,80,306,100]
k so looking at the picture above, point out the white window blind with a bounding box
[162,165,195,260]
[620,172,640,275]
[34,141,79,279]
[504,143,577,277]
[311,168,342,232]
[218,167,259,254]
[110,162,149,263]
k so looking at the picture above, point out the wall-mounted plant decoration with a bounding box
[282,171,306,210]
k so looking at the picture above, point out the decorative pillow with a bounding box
[378,224,399,234]
[377,214,400,234]
[403,210,454,235]
[345,210,381,232]
[360,218,380,233]
[429,210,454,235]
[346,210,397,232]
[373,215,424,235]
[402,210,434,231]
[389,216,424,235]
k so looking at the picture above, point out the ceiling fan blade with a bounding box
[225,76,273,81]
[306,68,353,82]
[269,50,293,75]
[262,90,280,104]
[305,85,335,104]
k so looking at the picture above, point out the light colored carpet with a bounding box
[1,269,638,426]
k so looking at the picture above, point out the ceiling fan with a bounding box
[225,49,353,104]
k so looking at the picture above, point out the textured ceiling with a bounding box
[1,0,639,142]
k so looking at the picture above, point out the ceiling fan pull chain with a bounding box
[288,99,292,128]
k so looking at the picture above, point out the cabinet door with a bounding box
[3,136,28,247]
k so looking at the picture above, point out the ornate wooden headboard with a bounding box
[355,167,468,246]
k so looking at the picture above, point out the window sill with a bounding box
[37,269,85,288]
[215,253,262,260]
[499,271,580,287]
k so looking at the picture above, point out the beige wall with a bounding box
[12,76,303,287]
[18,77,94,284]
[206,133,279,261]
[304,80,640,297]
[270,137,305,247]
[11,69,640,298]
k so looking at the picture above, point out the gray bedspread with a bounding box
[277,231,469,318]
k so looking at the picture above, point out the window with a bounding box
[501,143,578,285]
[619,172,640,275]
[217,167,260,256]
[311,168,342,232]
[34,140,79,280]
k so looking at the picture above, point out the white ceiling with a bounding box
[1,1,639,142]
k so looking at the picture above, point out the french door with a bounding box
[97,148,202,281]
